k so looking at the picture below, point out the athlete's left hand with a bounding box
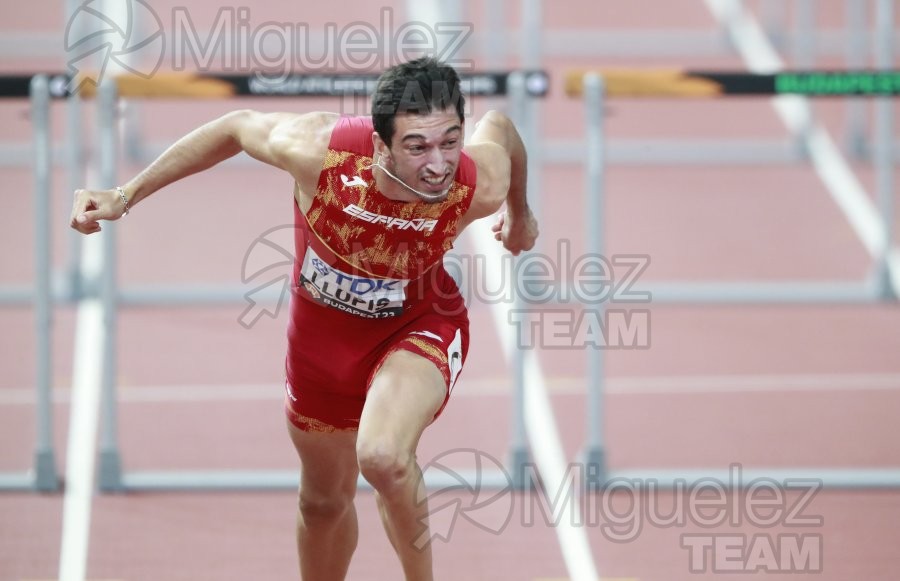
[492,207,539,256]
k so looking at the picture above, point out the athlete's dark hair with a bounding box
[371,57,466,147]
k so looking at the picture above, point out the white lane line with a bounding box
[703,0,900,293]
[58,232,105,581]
[468,225,601,581]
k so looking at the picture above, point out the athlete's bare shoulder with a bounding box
[232,110,339,191]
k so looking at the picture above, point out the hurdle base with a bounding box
[34,449,60,492]
[98,449,125,493]
[508,447,533,491]
[111,469,512,493]
[0,472,36,491]
[605,468,900,490]
[873,266,899,301]
[582,447,608,491]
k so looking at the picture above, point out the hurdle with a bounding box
[0,75,63,492]
[64,70,549,492]
[566,67,900,489]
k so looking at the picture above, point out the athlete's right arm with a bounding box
[69,110,337,234]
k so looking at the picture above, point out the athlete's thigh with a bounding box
[358,350,447,454]
[287,419,359,497]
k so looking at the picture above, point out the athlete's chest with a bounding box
[303,155,468,279]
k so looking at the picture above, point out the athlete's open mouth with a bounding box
[421,174,449,191]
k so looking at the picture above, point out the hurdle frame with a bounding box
[84,70,548,493]
[571,65,899,489]
[0,75,61,492]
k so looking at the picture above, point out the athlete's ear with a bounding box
[372,131,390,161]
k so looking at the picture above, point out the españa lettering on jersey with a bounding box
[342,203,439,232]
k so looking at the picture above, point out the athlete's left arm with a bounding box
[461,110,538,256]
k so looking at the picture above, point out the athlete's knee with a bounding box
[356,441,415,494]
[298,488,354,526]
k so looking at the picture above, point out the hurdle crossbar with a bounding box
[572,68,898,490]
[0,70,550,100]
[565,69,900,98]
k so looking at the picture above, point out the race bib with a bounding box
[299,246,409,318]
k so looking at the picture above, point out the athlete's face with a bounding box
[379,109,464,195]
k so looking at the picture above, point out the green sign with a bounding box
[776,72,900,95]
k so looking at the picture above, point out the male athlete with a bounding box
[70,57,538,581]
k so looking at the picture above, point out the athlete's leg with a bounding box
[286,419,359,581]
[356,350,448,581]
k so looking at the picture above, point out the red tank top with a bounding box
[293,116,476,319]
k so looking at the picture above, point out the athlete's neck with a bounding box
[370,156,450,204]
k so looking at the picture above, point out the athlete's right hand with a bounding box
[69,188,127,235]
[492,207,539,256]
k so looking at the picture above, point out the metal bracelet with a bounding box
[115,186,130,216]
